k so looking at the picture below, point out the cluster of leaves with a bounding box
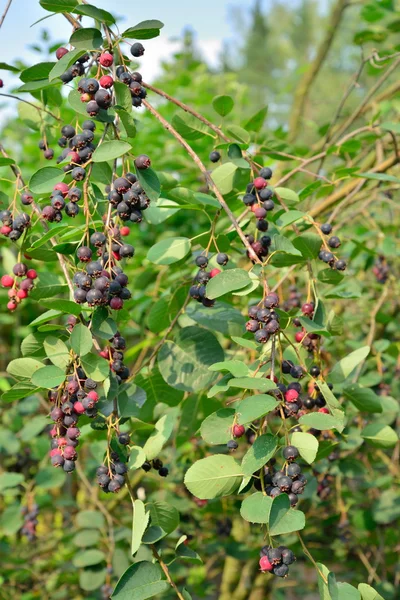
[0,1,399,600]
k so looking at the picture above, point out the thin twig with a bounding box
[0,0,12,29]
[0,93,61,121]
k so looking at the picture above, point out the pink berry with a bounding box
[57,437,68,447]
[63,445,77,460]
[1,225,11,236]
[66,151,80,163]
[17,289,28,299]
[253,177,267,190]
[26,269,37,280]
[99,75,113,88]
[285,389,299,402]
[66,427,80,440]
[74,401,85,414]
[50,448,61,457]
[8,289,17,298]
[318,407,329,414]
[120,226,130,236]
[99,349,109,359]
[7,300,17,311]
[87,390,99,403]
[232,424,245,438]
[210,268,221,278]
[54,182,69,196]
[0,79,3,88]
[295,330,306,343]
[56,47,69,60]
[259,556,273,572]
[99,52,113,67]
[110,297,123,310]
[301,303,314,316]
[1,275,14,288]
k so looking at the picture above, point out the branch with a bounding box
[0,93,61,121]
[287,0,349,142]
[142,99,262,264]
[0,0,12,29]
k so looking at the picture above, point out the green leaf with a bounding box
[0,472,24,492]
[268,494,306,536]
[186,302,245,336]
[143,411,178,460]
[293,234,322,259]
[43,336,70,369]
[343,384,382,413]
[274,187,300,205]
[129,446,147,470]
[29,167,65,194]
[39,0,77,12]
[116,108,136,138]
[76,510,105,529]
[2,383,39,403]
[79,568,106,592]
[184,454,243,499]
[236,394,279,425]
[361,423,398,448]
[49,49,86,80]
[226,125,250,144]
[241,434,277,476]
[29,272,67,300]
[290,432,319,464]
[144,198,180,225]
[244,106,268,132]
[29,310,64,328]
[92,306,118,340]
[209,360,249,377]
[359,172,400,184]
[206,268,251,299]
[358,583,385,600]
[122,20,164,40]
[118,383,146,418]
[145,501,179,541]
[31,365,65,388]
[211,162,238,195]
[136,167,161,202]
[131,500,150,555]
[92,140,132,163]
[74,4,116,24]
[70,324,93,356]
[69,27,103,50]
[0,62,20,73]
[135,366,183,407]
[20,62,55,82]
[212,95,234,117]
[73,529,101,548]
[147,237,191,265]
[171,112,209,140]
[329,346,370,383]
[68,89,91,116]
[372,489,400,525]
[299,412,344,431]
[7,358,44,379]
[228,377,277,392]
[20,416,48,442]
[240,492,273,523]
[80,354,109,382]
[114,82,132,112]
[41,299,82,317]
[200,409,235,445]
[112,561,169,600]
[277,210,307,228]
[17,79,57,93]
[73,549,106,568]
[0,157,15,166]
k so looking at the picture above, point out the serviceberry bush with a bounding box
[0,2,399,599]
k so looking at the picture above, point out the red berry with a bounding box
[100,349,109,359]
[74,401,85,414]
[301,303,314,316]
[110,297,123,310]
[17,289,28,299]
[259,556,273,572]
[63,445,77,460]
[1,225,11,236]
[253,177,267,190]
[67,150,80,163]
[1,275,14,288]
[120,226,130,236]
[210,268,221,278]
[26,269,37,280]
[50,448,61,457]
[318,407,329,414]
[232,424,245,438]
[112,251,120,261]
[7,300,17,311]
[87,390,99,403]
[0,79,3,88]
[295,330,306,343]
[54,182,69,196]
[57,437,68,447]
[99,52,113,67]
[56,47,69,60]
[285,389,299,402]
[99,75,113,88]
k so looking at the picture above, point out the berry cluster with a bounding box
[1,264,37,312]
[115,66,147,109]
[77,71,114,117]
[259,446,307,506]
[141,457,169,477]
[317,224,346,271]
[73,243,132,309]
[292,302,322,352]
[226,423,246,450]
[56,120,96,172]
[0,209,30,242]
[241,168,274,260]
[96,451,128,493]
[259,545,296,578]
[49,372,100,473]
[38,138,54,160]
[107,168,151,228]
[56,47,89,84]
[372,255,389,283]
[99,332,130,383]
[275,367,332,420]
[20,504,39,542]
[245,292,281,343]
[189,253,229,307]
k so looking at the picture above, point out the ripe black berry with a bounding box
[216,253,228,266]
[118,432,130,445]
[227,440,238,450]
[259,167,272,179]
[131,43,145,57]
[142,461,152,472]
[273,564,288,577]
[283,445,299,461]
[71,167,86,181]
[61,125,75,139]
[209,150,221,163]
[328,236,341,248]
[320,223,332,235]
[119,244,135,258]
[159,467,169,477]
[254,329,269,344]
[335,259,346,271]
[135,154,151,169]
[290,365,304,379]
